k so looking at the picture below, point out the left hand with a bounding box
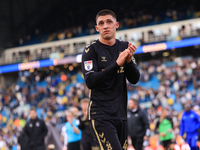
[197,141,200,147]
[126,43,137,64]
[143,136,148,141]
[160,133,166,137]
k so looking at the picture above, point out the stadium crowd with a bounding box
[16,0,200,46]
[0,54,199,149]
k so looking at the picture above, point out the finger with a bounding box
[128,42,132,47]
[122,49,130,55]
[132,45,137,52]
[132,44,137,49]
[128,52,132,57]
[124,51,129,57]
[125,49,131,54]
[130,45,136,53]
[128,47,134,53]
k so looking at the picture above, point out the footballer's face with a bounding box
[29,110,37,120]
[95,15,119,40]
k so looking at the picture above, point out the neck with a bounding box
[99,37,116,46]
[31,117,36,120]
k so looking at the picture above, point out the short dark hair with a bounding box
[96,9,117,22]
[129,98,138,104]
[30,107,36,111]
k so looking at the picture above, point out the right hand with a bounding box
[116,49,129,66]
[160,133,166,137]
[126,43,137,64]
[197,141,200,147]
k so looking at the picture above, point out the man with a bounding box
[155,108,173,150]
[78,98,97,150]
[65,110,82,150]
[45,111,62,150]
[127,99,149,150]
[81,9,140,150]
[180,103,200,150]
[23,107,48,150]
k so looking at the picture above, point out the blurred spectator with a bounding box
[23,107,48,150]
[61,125,68,150]
[45,111,62,150]
[127,99,149,150]
[197,128,200,149]
[71,107,80,119]
[78,98,97,150]
[180,103,200,150]
[145,136,164,150]
[65,110,81,150]
[0,55,200,149]
[155,108,174,150]
[174,136,190,150]
[0,135,8,150]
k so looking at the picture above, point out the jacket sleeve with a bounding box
[41,120,48,139]
[61,126,68,146]
[82,45,120,89]
[44,125,51,147]
[155,120,160,134]
[78,119,85,130]
[180,114,185,136]
[194,112,200,130]
[23,123,30,138]
[125,57,140,84]
[169,117,173,128]
[141,110,150,136]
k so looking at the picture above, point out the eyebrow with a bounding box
[97,18,114,24]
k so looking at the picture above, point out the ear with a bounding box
[95,25,99,32]
[116,22,119,29]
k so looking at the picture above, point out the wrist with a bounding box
[126,59,132,64]
[116,60,122,67]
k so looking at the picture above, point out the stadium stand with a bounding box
[0,54,200,149]
[15,0,200,47]
[0,18,200,66]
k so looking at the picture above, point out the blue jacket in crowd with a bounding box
[180,110,200,136]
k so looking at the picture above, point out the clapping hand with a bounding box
[126,43,137,64]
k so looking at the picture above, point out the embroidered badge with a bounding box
[84,60,93,71]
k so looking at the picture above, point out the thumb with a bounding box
[128,42,132,47]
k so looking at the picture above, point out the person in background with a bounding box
[23,107,48,150]
[196,124,200,149]
[180,103,200,150]
[61,125,68,150]
[174,136,190,150]
[78,98,97,150]
[0,135,8,150]
[127,99,149,150]
[65,110,82,150]
[145,136,164,150]
[71,107,80,119]
[155,108,174,150]
[45,111,62,150]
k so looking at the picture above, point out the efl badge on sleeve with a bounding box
[84,60,93,71]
